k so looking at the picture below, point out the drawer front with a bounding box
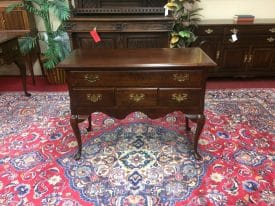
[158,88,203,108]
[224,34,275,45]
[70,71,204,88]
[196,26,224,35]
[0,39,19,57]
[116,88,157,107]
[71,88,115,106]
[67,21,173,32]
[224,25,275,35]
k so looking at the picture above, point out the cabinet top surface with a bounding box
[58,48,217,70]
[199,18,275,25]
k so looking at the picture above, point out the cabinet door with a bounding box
[71,32,118,49]
[1,9,26,30]
[123,33,168,48]
[195,36,221,71]
[248,46,274,72]
[221,45,249,74]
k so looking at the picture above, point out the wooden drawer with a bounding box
[66,20,173,33]
[224,25,275,35]
[70,71,204,88]
[224,34,275,45]
[71,88,115,106]
[116,88,157,107]
[158,88,203,108]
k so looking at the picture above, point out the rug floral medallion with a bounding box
[0,89,274,206]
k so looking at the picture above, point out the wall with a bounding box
[199,0,275,19]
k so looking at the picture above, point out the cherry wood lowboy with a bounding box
[57,48,216,160]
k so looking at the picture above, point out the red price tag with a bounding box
[90,28,101,43]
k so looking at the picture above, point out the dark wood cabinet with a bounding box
[195,19,275,77]
[65,0,174,49]
[0,1,35,31]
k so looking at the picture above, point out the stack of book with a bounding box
[233,15,255,23]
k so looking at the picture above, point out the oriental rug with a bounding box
[0,89,274,206]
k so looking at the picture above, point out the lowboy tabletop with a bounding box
[58,47,216,70]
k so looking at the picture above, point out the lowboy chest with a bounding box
[57,48,216,160]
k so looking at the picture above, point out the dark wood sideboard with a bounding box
[194,19,275,77]
[57,47,217,160]
[0,32,30,96]
[65,0,174,49]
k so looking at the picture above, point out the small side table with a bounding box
[0,32,31,96]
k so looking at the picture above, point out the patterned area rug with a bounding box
[0,89,274,206]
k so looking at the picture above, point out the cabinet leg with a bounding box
[185,116,191,131]
[87,115,92,132]
[185,114,205,160]
[70,115,82,160]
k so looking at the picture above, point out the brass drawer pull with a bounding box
[86,94,102,103]
[205,28,214,34]
[129,93,145,102]
[171,93,188,102]
[173,73,189,82]
[267,37,275,42]
[269,28,275,33]
[84,74,100,83]
[12,46,18,51]
[248,55,253,63]
[230,28,239,34]
[244,54,248,63]
[216,50,220,60]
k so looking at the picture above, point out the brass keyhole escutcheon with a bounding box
[171,93,188,102]
[129,93,145,102]
[173,73,189,82]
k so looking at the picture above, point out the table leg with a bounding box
[14,60,31,97]
[185,116,191,131]
[185,114,205,160]
[70,115,82,160]
[87,115,92,132]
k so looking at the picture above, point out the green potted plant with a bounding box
[7,0,71,84]
[165,0,202,48]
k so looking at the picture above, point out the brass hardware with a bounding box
[0,58,4,65]
[172,73,189,82]
[129,93,145,102]
[205,28,214,34]
[267,37,275,42]
[269,28,275,33]
[12,46,18,51]
[216,50,220,60]
[86,93,102,103]
[84,74,100,83]
[172,93,188,102]
[114,23,127,31]
[248,55,253,63]
[230,28,239,34]
[244,54,248,63]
